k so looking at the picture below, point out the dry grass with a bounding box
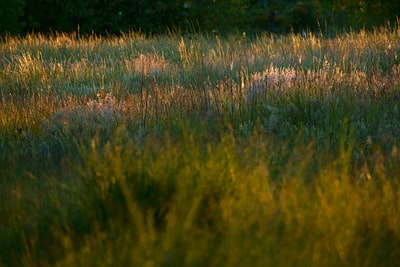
[0,27,400,266]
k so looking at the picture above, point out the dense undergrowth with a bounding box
[1,27,400,266]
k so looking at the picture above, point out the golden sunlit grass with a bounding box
[1,27,399,266]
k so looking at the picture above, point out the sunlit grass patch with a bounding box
[0,26,400,266]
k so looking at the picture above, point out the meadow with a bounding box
[0,26,399,266]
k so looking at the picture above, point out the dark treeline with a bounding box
[1,0,399,36]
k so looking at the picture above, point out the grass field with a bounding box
[1,27,400,266]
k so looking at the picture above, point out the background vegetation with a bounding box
[0,0,399,36]
[1,24,399,266]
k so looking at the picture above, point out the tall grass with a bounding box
[1,27,399,266]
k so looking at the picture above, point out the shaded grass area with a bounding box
[0,28,400,266]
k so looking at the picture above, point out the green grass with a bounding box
[1,27,400,266]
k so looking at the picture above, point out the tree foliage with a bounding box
[0,0,26,35]
[1,0,398,36]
